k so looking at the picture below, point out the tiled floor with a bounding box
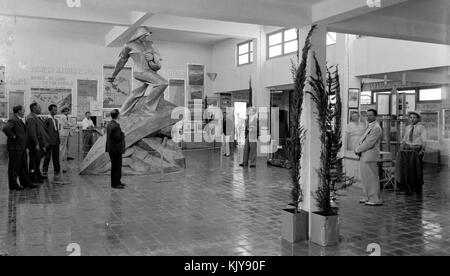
[0,148,449,256]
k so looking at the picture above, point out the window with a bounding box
[373,91,391,103]
[419,88,442,102]
[360,91,372,105]
[237,40,254,66]
[268,28,298,59]
[327,32,336,46]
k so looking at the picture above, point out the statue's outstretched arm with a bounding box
[106,46,132,82]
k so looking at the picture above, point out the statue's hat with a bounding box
[128,26,152,43]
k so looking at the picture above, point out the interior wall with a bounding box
[0,27,214,145]
[353,37,450,76]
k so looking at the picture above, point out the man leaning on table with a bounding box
[354,109,383,206]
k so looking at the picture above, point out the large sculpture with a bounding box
[80,27,185,175]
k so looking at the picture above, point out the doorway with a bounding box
[234,102,247,146]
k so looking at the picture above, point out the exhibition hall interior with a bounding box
[0,0,450,256]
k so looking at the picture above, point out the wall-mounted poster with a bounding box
[188,64,205,86]
[348,108,359,123]
[102,65,132,109]
[0,66,5,99]
[31,88,72,115]
[444,109,450,139]
[77,79,98,120]
[421,111,439,141]
[8,90,24,118]
[189,86,203,100]
[348,88,360,108]
[167,79,185,107]
[0,100,8,118]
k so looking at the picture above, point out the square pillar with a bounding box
[297,25,327,236]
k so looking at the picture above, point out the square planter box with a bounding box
[310,212,339,247]
[281,208,308,243]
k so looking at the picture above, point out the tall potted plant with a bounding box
[281,25,316,243]
[306,56,356,247]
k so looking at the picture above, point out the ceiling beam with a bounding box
[329,13,450,45]
[312,0,409,25]
[143,16,261,39]
[65,0,312,27]
[105,12,154,47]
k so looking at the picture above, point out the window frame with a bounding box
[418,86,443,103]
[237,40,254,67]
[266,28,298,60]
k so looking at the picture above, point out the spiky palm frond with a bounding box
[289,25,316,213]
[307,55,356,216]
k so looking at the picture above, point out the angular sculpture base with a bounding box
[80,99,186,176]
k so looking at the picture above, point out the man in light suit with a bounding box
[354,109,383,206]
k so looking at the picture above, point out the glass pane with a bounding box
[238,54,249,65]
[284,28,297,42]
[250,41,254,52]
[269,32,282,46]
[327,32,336,45]
[360,91,372,105]
[284,40,298,54]
[398,90,415,94]
[250,53,254,63]
[238,43,249,55]
[269,45,282,58]
[420,88,442,101]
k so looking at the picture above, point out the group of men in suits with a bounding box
[2,103,71,191]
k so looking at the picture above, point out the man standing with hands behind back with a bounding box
[26,102,49,183]
[106,109,126,189]
[2,105,37,190]
[354,109,383,206]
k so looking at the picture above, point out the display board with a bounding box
[0,66,5,99]
[102,65,132,109]
[348,88,360,108]
[421,111,439,141]
[167,79,185,107]
[77,79,98,120]
[444,109,450,140]
[8,90,24,118]
[31,88,72,115]
[187,64,205,101]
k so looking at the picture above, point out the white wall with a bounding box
[0,27,214,145]
[353,37,450,76]
[211,28,337,108]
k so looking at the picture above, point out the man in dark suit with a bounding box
[106,109,126,189]
[2,105,38,190]
[43,104,61,177]
[26,102,49,183]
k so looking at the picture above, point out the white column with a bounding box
[298,25,326,236]
[337,34,362,187]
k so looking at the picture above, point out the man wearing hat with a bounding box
[106,26,168,116]
[401,111,427,155]
[397,111,427,195]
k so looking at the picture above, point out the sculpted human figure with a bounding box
[106,26,168,116]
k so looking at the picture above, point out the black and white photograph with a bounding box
[1,0,450,261]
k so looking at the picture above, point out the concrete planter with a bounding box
[310,212,339,247]
[281,208,308,243]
